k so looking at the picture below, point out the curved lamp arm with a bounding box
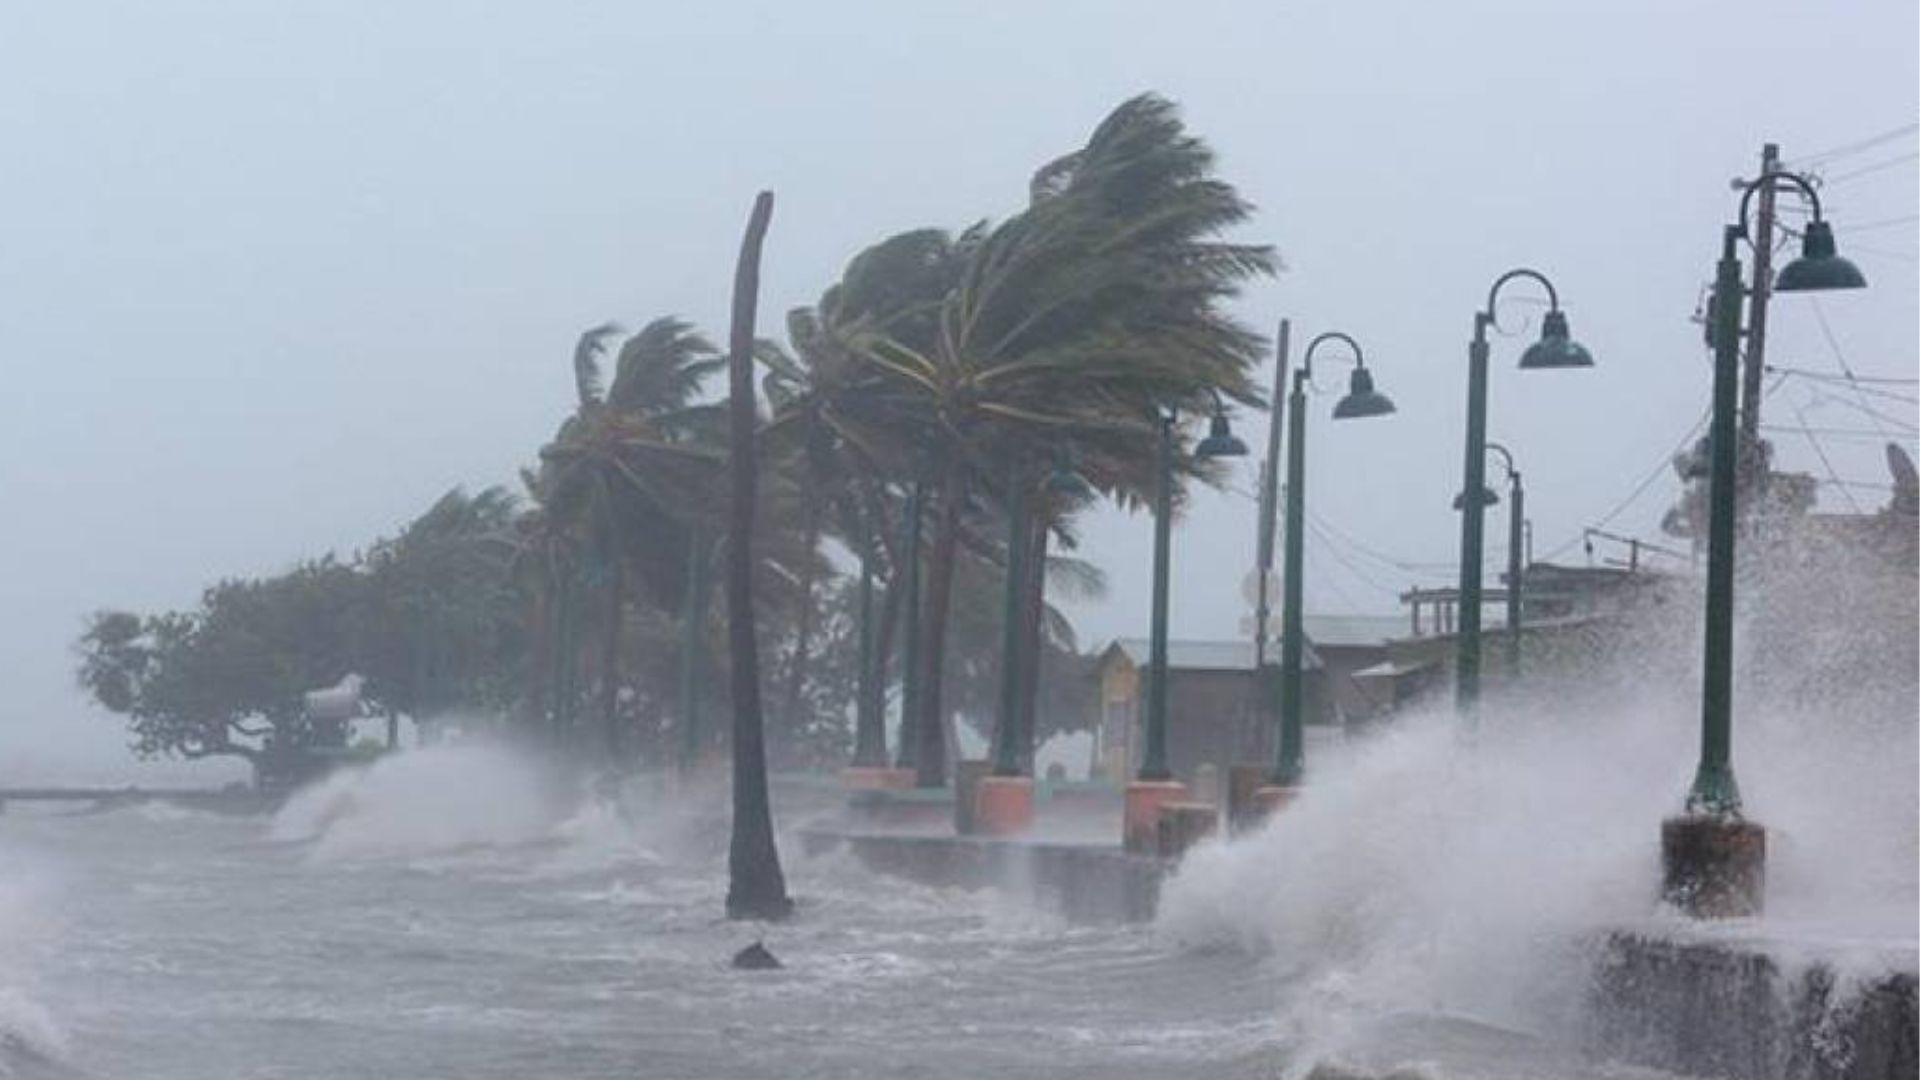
[1485,441,1516,481]
[1736,170,1825,234]
[1483,268,1562,328]
[1302,330,1367,385]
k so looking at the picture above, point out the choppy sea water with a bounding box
[1,724,1906,1079]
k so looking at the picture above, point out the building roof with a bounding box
[1291,614,1409,649]
[1103,637,1323,672]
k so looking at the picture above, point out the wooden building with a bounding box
[1090,615,1404,784]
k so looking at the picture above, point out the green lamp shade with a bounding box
[1518,309,1594,370]
[1451,486,1500,510]
[1195,411,1249,458]
[1774,221,1867,292]
[1332,367,1396,419]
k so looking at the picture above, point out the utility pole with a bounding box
[1254,319,1289,674]
[1738,143,1781,447]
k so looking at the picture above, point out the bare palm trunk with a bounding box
[724,191,791,921]
[912,456,966,788]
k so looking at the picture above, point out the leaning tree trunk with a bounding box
[1017,515,1050,775]
[598,557,625,766]
[911,455,966,788]
[862,554,905,766]
[524,579,553,737]
[723,191,792,921]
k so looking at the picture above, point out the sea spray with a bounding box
[1158,549,1916,1070]
[271,742,575,859]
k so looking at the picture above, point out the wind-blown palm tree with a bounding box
[534,317,725,763]
[845,94,1275,786]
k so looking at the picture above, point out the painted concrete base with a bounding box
[1225,764,1269,833]
[1156,801,1218,858]
[973,776,1034,836]
[1662,815,1767,917]
[1123,780,1189,854]
[1251,784,1302,822]
[841,766,917,791]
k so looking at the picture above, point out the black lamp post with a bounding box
[1268,332,1396,789]
[1662,169,1864,918]
[1138,396,1247,782]
[1455,271,1592,718]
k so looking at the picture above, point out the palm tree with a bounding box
[844,94,1274,786]
[534,318,726,764]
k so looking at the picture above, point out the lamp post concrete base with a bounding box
[1250,784,1302,822]
[1661,815,1766,918]
[1156,802,1218,859]
[841,766,916,791]
[973,776,1034,837]
[1123,780,1188,854]
[1226,765,1269,833]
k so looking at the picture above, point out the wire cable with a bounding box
[1787,123,1920,168]
[1535,404,1712,564]
[1791,394,1864,513]
[1820,151,1920,186]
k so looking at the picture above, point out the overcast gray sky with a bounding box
[3,0,1914,780]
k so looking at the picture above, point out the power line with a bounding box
[1765,364,1919,387]
[1833,213,1920,234]
[1760,423,1920,442]
[1787,123,1920,168]
[1820,150,1920,186]
[1806,295,1899,446]
[1537,404,1712,564]
[1802,390,1919,435]
[1791,394,1864,513]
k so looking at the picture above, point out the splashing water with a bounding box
[271,742,574,860]
[1159,575,1917,1073]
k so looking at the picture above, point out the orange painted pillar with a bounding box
[1123,779,1188,854]
[973,776,1034,836]
[842,766,917,791]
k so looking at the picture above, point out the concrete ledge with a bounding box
[802,827,1165,924]
[1589,931,1918,1080]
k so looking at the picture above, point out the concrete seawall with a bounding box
[1590,932,1917,1080]
[799,828,1165,924]
[805,823,1917,1078]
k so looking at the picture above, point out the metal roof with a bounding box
[1104,638,1324,672]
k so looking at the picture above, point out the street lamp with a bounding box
[1123,393,1246,853]
[1267,332,1396,793]
[1453,443,1525,679]
[1454,271,1592,717]
[1663,169,1865,918]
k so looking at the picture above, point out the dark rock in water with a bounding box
[731,941,782,970]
